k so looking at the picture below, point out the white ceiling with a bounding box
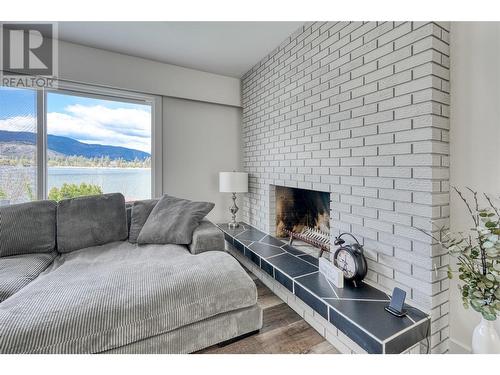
[56,22,304,78]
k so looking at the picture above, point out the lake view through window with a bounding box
[0,87,152,205]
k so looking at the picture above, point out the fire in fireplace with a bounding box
[275,186,330,238]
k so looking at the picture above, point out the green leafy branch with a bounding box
[48,183,103,202]
[420,188,500,321]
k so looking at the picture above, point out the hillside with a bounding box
[0,130,150,161]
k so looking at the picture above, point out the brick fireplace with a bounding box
[241,22,450,353]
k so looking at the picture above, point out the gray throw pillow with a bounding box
[0,200,57,257]
[128,199,159,243]
[137,195,214,245]
[57,193,128,253]
[125,202,133,233]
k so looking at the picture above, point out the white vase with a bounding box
[472,317,500,354]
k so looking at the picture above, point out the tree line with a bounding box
[0,155,151,168]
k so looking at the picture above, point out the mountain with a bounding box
[0,130,150,161]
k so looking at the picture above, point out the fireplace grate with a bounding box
[284,227,330,257]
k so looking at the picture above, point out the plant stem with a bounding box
[454,187,478,227]
[484,193,500,224]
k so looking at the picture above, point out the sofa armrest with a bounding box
[189,220,225,255]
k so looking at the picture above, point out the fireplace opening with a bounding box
[275,186,330,240]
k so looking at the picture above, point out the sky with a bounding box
[0,87,152,153]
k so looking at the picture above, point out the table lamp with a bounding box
[219,171,248,228]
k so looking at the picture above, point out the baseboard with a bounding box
[449,338,471,354]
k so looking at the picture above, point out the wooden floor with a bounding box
[197,269,339,354]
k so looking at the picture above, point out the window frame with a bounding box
[35,81,162,200]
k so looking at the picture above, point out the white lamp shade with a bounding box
[219,172,248,193]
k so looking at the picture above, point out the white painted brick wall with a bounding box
[241,21,450,353]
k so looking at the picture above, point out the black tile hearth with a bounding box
[260,259,274,277]
[235,228,267,242]
[298,254,319,267]
[260,235,285,247]
[266,253,318,278]
[404,305,429,324]
[282,244,306,256]
[218,222,431,354]
[294,283,328,319]
[331,281,390,301]
[218,223,247,236]
[295,272,337,299]
[244,248,261,267]
[248,242,285,258]
[223,233,234,245]
[275,269,293,292]
[233,239,245,254]
[329,307,383,354]
[384,320,430,354]
[326,299,414,342]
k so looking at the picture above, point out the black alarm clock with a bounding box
[332,233,367,287]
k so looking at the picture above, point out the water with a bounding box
[48,167,151,201]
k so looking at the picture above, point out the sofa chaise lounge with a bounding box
[0,193,262,354]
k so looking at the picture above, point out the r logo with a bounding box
[1,23,53,76]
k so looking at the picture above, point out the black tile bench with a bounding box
[218,222,430,354]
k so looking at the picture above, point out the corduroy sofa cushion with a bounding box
[57,193,128,253]
[0,252,57,302]
[0,200,57,257]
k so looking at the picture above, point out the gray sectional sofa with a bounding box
[0,193,262,354]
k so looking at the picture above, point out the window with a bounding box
[0,83,162,205]
[46,91,152,201]
[0,87,38,204]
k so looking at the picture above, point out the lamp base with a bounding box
[228,193,240,229]
[228,221,240,229]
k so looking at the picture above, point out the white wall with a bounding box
[55,40,243,222]
[449,22,500,353]
[58,40,241,107]
[162,97,242,222]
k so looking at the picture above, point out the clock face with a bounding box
[334,248,356,279]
